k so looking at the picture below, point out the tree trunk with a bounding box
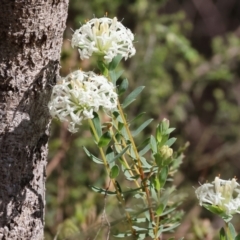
[0,1,69,239]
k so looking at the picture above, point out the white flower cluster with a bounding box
[48,70,117,133]
[71,17,136,62]
[195,177,240,215]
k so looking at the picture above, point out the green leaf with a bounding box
[154,153,162,167]
[106,146,115,163]
[165,127,175,134]
[150,135,157,153]
[140,156,152,169]
[122,187,143,194]
[156,124,162,143]
[228,222,236,238]
[120,126,129,140]
[122,86,145,108]
[203,204,233,222]
[114,232,132,238]
[91,186,116,195]
[83,147,103,165]
[156,204,164,216]
[108,145,130,163]
[92,112,102,138]
[139,143,150,156]
[162,223,180,232]
[165,137,177,147]
[154,177,161,191]
[160,206,177,217]
[161,118,170,132]
[132,118,153,137]
[235,234,240,240]
[159,166,169,187]
[98,131,111,147]
[110,165,119,178]
[220,227,226,240]
[108,54,123,70]
[117,78,129,95]
[109,70,124,85]
[150,184,158,202]
[130,112,145,123]
[97,60,108,76]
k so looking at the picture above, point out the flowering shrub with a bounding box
[49,16,185,240]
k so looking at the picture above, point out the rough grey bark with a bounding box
[0,0,69,239]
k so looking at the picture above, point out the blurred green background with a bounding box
[45,0,240,239]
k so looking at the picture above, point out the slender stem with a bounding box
[111,129,141,188]
[116,101,156,226]
[88,119,136,236]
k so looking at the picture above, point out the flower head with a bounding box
[159,145,173,159]
[195,177,240,220]
[48,70,117,133]
[71,17,136,63]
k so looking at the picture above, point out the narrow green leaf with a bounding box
[220,227,226,240]
[98,131,111,147]
[108,54,123,70]
[92,112,102,138]
[83,147,103,164]
[162,223,180,232]
[203,205,233,222]
[106,146,115,163]
[139,143,150,156]
[132,218,147,223]
[132,226,147,231]
[150,184,158,202]
[156,124,162,143]
[160,206,176,217]
[118,122,124,130]
[120,126,129,140]
[122,86,145,108]
[110,165,119,178]
[156,204,164,216]
[159,166,169,187]
[109,70,124,85]
[132,119,153,137]
[122,187,143,194]
[114,232,132,238]
[97,60,108,76]
[235,234,240,240]
[165,127,175,134]
[165,137,177,147]
[130,112,146,123]
[154,153,162,167]
[150,135,157,153]
[91,186,116,195]
[228,222,236,238]
[161,118,170,132]
[108,145,130,163]
[140,157,152,169]
[117,78,129,96]
[154,177,161,191]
